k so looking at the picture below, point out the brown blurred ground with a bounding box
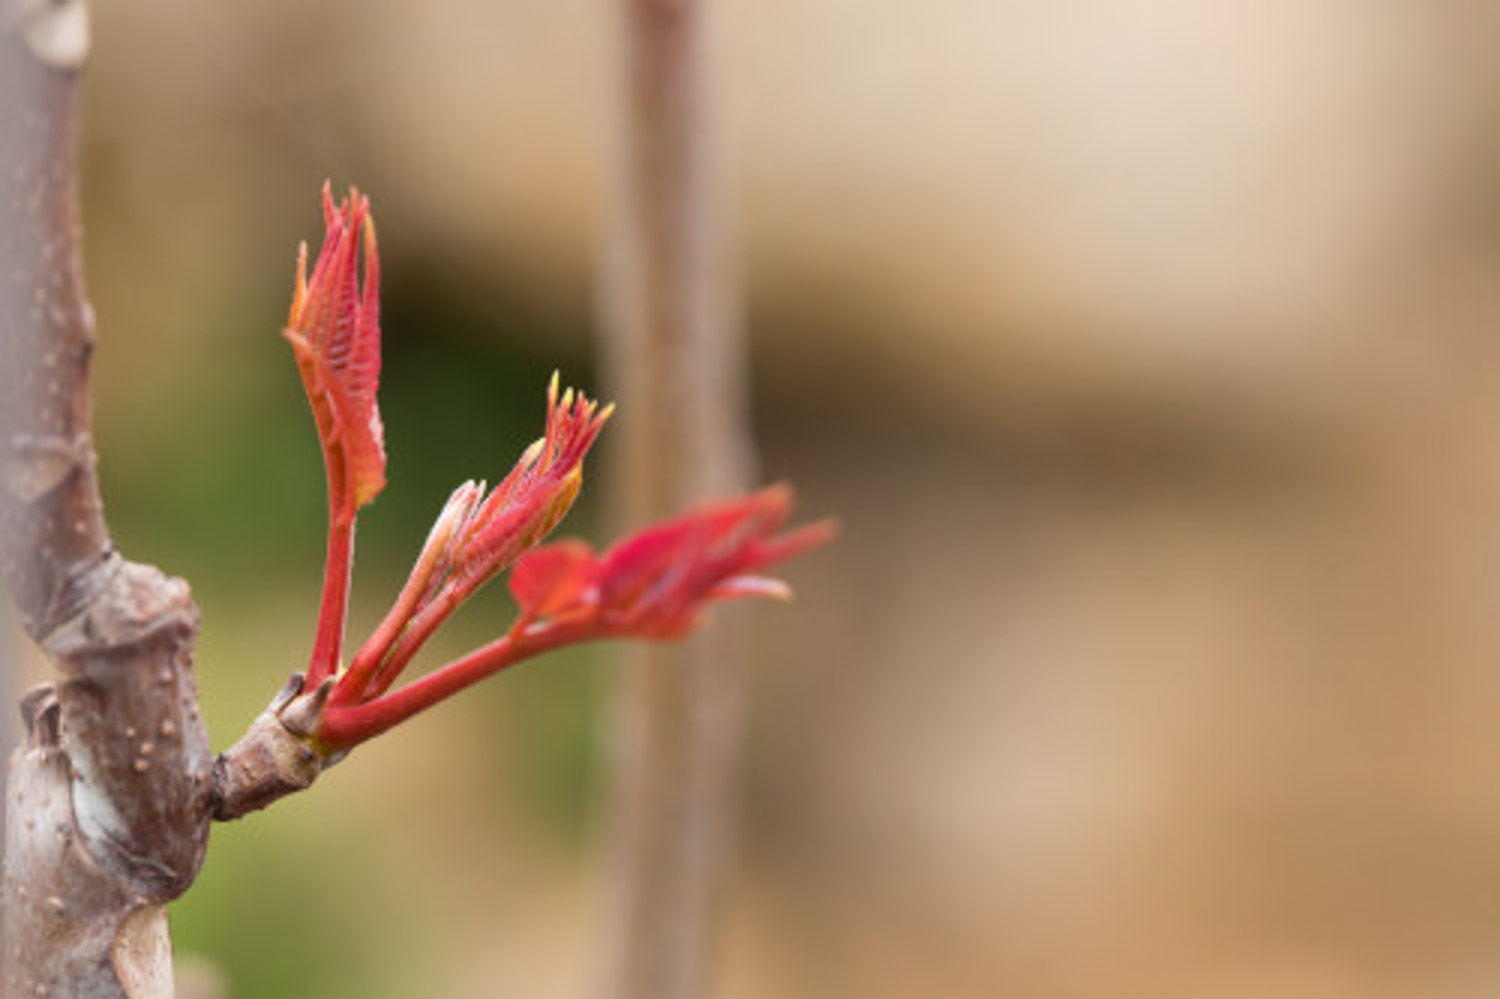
[9,1,1500,996]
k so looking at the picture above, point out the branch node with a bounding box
[42,558,192,676]
[211,677,332,821]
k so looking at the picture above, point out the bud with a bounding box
[448,373,611,596]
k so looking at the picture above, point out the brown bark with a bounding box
[210,675,331,822]
[597,0,753,996]
[1,2,213,993]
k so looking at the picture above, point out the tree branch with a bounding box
[2,2,212,993]
[597,0,754,995]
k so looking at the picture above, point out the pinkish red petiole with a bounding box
[317,615,596,750]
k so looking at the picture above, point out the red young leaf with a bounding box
[286,183,388,687]
[508,539,598,619]
[447,373,612,595]
[285,182,386,516]
[520,485,835,638]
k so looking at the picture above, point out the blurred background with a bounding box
[7,0,1500,995]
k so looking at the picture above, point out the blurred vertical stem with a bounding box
[597,0,753,996]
